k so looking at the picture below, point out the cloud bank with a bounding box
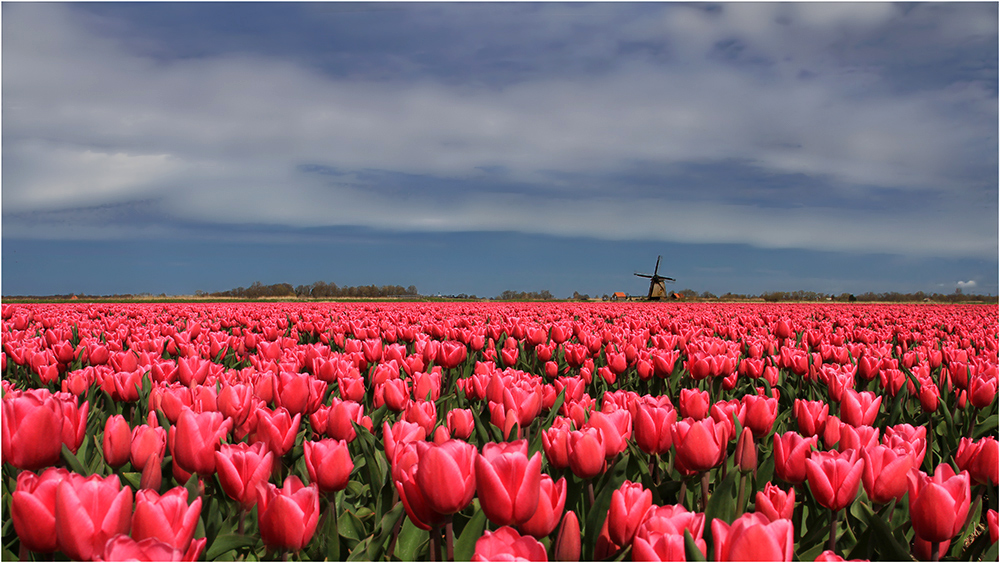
[3,3,996,260]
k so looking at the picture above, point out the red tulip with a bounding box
[215,441,274,510]
[404,400,438,437]
[632,504,707,561]
[55,473,133,561]
[476,439,543,526]
[672,417,728,475]
[519,475,566,538]
[472,526,548,562]
[710,399,745,438]
[607,480,652,546]
[773,431,817,485]
[11,467,71,553]
[131,487,202,551]
[392,442,449,530]
[755,482,796,522]
[56,392,89,455]
[257,475,320,552]
[323,398,373,443]
[503,379,543,428]
[837,423,879,453]
[882,424,927,468]
[567,427,606,479]
[541,419,572,470]
[861,445,912,505]
[968,374,997,409]
[794,399,829,437]
[383,419,427,465]
[805,449,864,512]
[712,512,794,561]
[101,414,132,469]
[381,378,411,412]
[918,379,940,412]
[679,388,710,420]
[412,370,442,402]
[447,408,475,440]
[634,402,677,455]
[218,383,255,427]
[437,340,467,369]
[304,438,354,493]
[742,394,778,438]
[2,390,64,471]
[415,439,478,515]
[908,464,971,543]
[169,406,231,476]
[131,423,167,471]
[588,409,631,459]
[955,436,999,486]
[839,389,881,427]
[96,534,206,562]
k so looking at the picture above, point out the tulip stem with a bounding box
[735,473,747,517]
[385,505,404,560]
[930,540,940,562]
[430,525,441,562]
[678,480,687,508]
[827,509,838,553]
[18,543,28,562]
[445,519,455,562]
[588,481,596,507]
[700,471,710,512]
[967,406,978,437]
[238,508,246,535]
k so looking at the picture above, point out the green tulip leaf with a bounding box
[204,533,259,560]
[454,507,487,561]
[684,529,707,562]
[395,517,428,562]
[60,443,88,476]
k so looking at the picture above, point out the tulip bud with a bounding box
[553,510,581,562]
[988,509,998,544]
[735,427,757,475]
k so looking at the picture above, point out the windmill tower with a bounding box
[634,255,676,300]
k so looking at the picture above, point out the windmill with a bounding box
[634,255,676,300]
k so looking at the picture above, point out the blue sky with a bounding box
[3,2,997,298]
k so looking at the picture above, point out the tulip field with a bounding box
[2,301,998,561]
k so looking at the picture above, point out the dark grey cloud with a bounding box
[3,2,996,264]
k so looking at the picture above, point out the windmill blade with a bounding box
[635,272,653,278]
[663,277,676,283]
[654,255,662,276]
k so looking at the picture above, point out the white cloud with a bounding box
[2,3,996,262]
[957,280,978,289]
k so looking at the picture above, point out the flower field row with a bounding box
[2,301,997,561]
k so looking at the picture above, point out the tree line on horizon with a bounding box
[206,281,420,299]
[4,283,996,303]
